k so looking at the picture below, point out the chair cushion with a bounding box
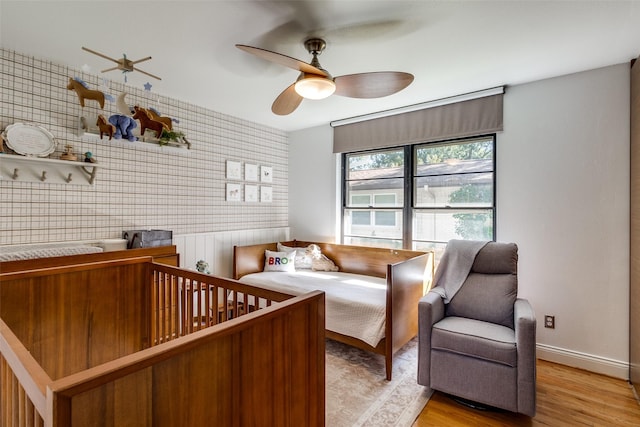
[432,316,517,367]
[471,242,518,275]
[445,272,517,328]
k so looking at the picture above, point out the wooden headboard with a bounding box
[233,240,427,279]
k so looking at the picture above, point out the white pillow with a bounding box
[263,250,296,272]
[277,242,313,269]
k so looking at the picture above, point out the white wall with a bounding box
[289,124,338,242]
[288,63,631,378]
[498,64,630,377]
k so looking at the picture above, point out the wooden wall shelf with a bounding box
[0,154,102,185]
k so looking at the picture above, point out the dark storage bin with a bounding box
[122,230,173,249]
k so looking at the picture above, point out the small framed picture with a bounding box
[260,186,272,203]
[226,183,241,201]
[261,166,273,183]
[245,184,258,202]
[226,160,242,180]
[245,163,258,182]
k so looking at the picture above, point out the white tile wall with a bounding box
[0,49,289,245]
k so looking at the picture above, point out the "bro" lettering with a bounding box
[268,256,289,265]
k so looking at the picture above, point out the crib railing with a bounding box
[148,263,293,345]
[0,319,48,427]
[1,258,322,426]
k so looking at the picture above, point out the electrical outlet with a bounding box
[544,315,555,329]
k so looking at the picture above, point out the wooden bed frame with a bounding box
[233,240,434,380]
[0,250,325,426]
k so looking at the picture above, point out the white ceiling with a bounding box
[1,1,639,132]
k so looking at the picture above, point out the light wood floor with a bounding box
[413,359,640,426]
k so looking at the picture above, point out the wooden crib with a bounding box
[0,253,325,426]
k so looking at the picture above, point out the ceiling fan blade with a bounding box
[272,83,303,115]
[334,72,414,98]
[236,44,328,77]
[82,46,119,64]
[131,56,152,65]
[133,67,162,81]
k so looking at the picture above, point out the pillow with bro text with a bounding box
[263,250,296,272]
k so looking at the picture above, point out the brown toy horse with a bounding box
[147,109,173,131]
[96,114,115,140]
[133,106,168,138]
[67,78,105,109]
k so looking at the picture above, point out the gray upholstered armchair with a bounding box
[417,240,536,417]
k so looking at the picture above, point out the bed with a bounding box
[233,240,434,380]
[0,249,325,426]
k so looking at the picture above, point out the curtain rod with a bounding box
[330,86,505,128]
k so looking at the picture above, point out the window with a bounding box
[342,136,495,258]
[343,149,404,248]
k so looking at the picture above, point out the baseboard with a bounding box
[536,343,629,380]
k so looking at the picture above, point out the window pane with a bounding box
[415,138,493,171]
[351,194,371,206]
[374,194,396,205]
[345,236,403,249]
[346,179,404,207]
[414,174,493,208]
[412,240,448,271]
[351,211,371,225]
[347,149,404,180]
[344,209,402,239]
[374,211,396,226]
[413,209,494,242]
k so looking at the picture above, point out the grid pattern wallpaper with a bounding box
[0,49,289,245]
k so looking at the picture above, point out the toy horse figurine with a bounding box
[133,106,168,139]
[96,114,115,140]
[148,108,173,131]
[66,77,105,109]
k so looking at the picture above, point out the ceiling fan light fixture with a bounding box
[294,75,336,100]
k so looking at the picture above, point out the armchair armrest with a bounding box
[417,291,445,385]
[419,291,445,328]
[514,298,537,416]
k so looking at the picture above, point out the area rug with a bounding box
[326,337,433,427]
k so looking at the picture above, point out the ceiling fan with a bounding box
[236,38,413,115]
[81,46,162,81]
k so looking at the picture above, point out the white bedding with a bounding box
[239,270,388,347]
[0,243,103,261]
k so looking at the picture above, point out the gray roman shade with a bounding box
[332,91,504,153]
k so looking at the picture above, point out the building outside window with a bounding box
[342,136,495,261]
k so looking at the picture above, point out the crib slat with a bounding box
[172,274,179,339]
[212,284,219,326]
[146,263,293,345]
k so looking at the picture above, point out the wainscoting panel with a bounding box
[174,227,290,278]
